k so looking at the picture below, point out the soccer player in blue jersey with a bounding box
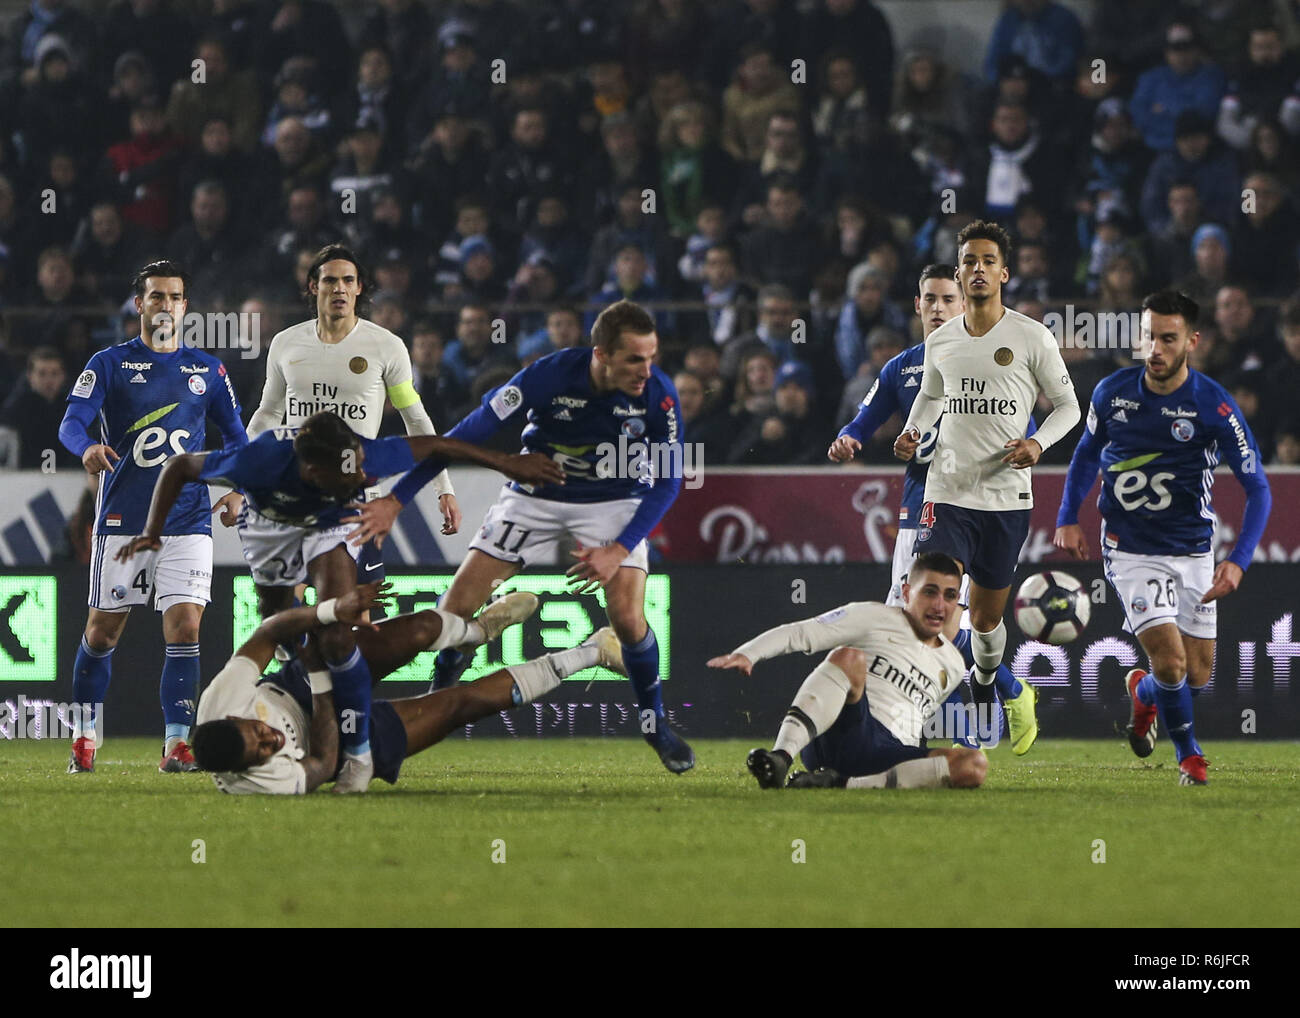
[345,300,696,773]
[829,264,1037,753]
[117,411,563,791]
[1054,290,1272,786]
[59,261,247,774]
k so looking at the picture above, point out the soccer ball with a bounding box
[1014,571,1090,644]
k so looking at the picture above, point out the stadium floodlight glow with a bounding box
[232,573,670,682]
[0,576,57,681]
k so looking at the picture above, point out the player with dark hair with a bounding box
[344,299,696,773]
[895,220,1081,714]
[244,242,461,590]
[187,580,627,795]
[711,553,987,791]
[830,262,1038,752]
[116,410,564,791]
[59,260,247,774]
[1055,290,1271,785]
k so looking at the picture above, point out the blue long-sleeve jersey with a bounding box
[59,338,247,536]
[1056,366,1271,569]
[392,347,684,552]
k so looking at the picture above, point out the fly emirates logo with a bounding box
[286,382,368,422]
[944,377,1018,416]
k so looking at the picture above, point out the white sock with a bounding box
[971,620,1007,685]
[507,646,599,703]
[846,756,950,789]
[425,609,479,650]
[773,661,851,759]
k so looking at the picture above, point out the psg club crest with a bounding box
[1171,419,1194,442]
[994,347,1014,366]
[188,375,207,395]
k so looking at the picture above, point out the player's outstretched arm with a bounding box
[302,689,339,793]
[706,652,754,675]
[113,452,208,560]
[832,362,900,462]
[403,434,566,486]
[1054,400,1107,559]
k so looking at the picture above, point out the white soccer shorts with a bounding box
[468,485,650,571]
[887,525,971,612]
[89,534,212,613]
[237,506,361,587]
[1102,546,1216,639]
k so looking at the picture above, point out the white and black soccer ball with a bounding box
[1014,571,1090,645]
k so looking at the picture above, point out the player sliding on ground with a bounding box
[187,581,627,794]
[1054,291,1271,786]
[709,553,988,791]
[894,221,1080,716]
[830,262,1033,752]
[116,410,564,792]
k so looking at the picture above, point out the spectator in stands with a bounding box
[328,116,404,229]
[1217,22,1297,151]
[721,43,801,164]
[408,104,490,238]
[406,19,492,152]
[504,253,562,337]
[360,0,432,91]
[1272,417,1300,465]
[102,50,157,148]
[12,246,99,351]
[834,262,907,381]
[1081,97,1150,219]
[1129,20,1226,153]
[890,47,974,146]
[1147,181,1203,287]
[1140,111,1240,233]
[264,185,333,280]
[1094,249,1145,317]
[683,340,727,408]
[451,234,508,304]
[519,305,585,366]
[587,244,675,339]
[589,112,658,231]
[1005,239,1053,304]
[585,182,677,295]
[166,35,261,152]
[728,359,824,465]
[687,241,756,347]
[1243,119,1299,195]
[983,0,1083,85]
[677,203,728,286]
[176,115,268,234]
[811,50,871,152]
[730,344,778,433]
[103,95,183,238]
[269,116,331,199]
[0,345,76,469]
[674,366,734,458]
[1177,223,1232,307]
[3,0,96,89]
[1264,298,1300,424]
[1234,171,1300,297]
[802,0,893,114]
[403,319,468,433]
[443,302,516,392]
[1214,284,1280,371]
[261,59,333,150]
[735,110,818,226]
[835,324,905,430]
[970,100,1066,224]
[739,178,824,297]
[434,196,494,296]
[167,180,246,306]
[517,193,588,295]
[486,107,576,236]
[17,34,96,172]
[721,283,801,379]
[70,202,146,303]
[1089,0,1167,83]
[336,42,407,164]
[659,100,735,240]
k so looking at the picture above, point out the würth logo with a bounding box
[49,950,151,998]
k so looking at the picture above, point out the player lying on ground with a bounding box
[894,221,1080,716]
[343,300,695,774]
[1054,290,1271,786]
[709,553,988,790]
[117,410,564,791]
[189,581,627,794]
[830,261,1037,753]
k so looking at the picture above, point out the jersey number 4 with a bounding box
[918,502,937,527]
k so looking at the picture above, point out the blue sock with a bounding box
[1152,675,1202,762]
[621,627,666,740]
[433,647,465,686]
[1135,673,1157,706]
[953,629,1021,699]
[328,646,373,755]
[1190,684,1203,698]
[161,642,200,739]
[72,636,113,739]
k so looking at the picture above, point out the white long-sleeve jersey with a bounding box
[247,318,453,496]
[902,307,1079,511]
[732,602,966,746]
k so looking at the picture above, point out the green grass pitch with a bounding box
[3,738,1297,927]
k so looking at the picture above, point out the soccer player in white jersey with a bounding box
[710,553,987,790]
[894,220,1081,709]
[245,244,460,583]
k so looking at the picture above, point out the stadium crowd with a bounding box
[1,0,1299,471]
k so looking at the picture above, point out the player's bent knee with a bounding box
[317,623,356,662]
[825,647,866,689]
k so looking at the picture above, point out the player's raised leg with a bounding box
[605,564,694,773]
[428,549,520,690]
